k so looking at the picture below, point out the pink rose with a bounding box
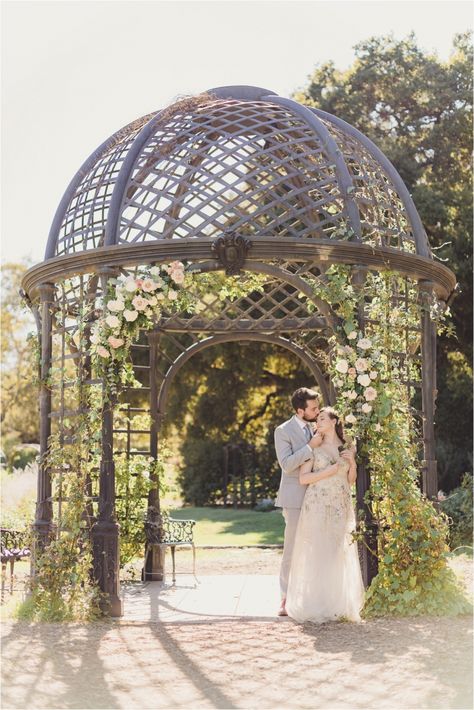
[108,336,124,349]
[97,345,110,358]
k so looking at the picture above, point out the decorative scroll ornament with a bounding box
[211,233,252,275]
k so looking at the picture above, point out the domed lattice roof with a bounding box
[46,85,431,261]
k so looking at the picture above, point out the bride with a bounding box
[285,407,365,623]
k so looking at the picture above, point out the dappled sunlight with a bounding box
[2,614,472,709]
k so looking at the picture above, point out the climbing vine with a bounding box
[305,265,470,616]
[23,260,470,620]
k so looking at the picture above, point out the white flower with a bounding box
[108,336,124,349]
[107,299,125,312]
[170,260,184,271]
[374,423,382,432]
[334,379,343,388]
[97,345,110,358]
[105,315,120,329]
[150,266,161,276]
[90,333,101,345]
[365,387,377,401]
[168,289,178,301]
[156,292,165,301]
[357,338,372,350]
[147,296,157,306]
[357,374,371,387]
[355,358,368,372]
[361,403,372,414]
[124,279,138,292]
[347,330,358,340]
[369,370,378,380]
[132,296,149,311]
[348,390,358,400]
[345,413,357,424]
[123,309,138,322]
[344,346,355,356]
[335,359,349,374]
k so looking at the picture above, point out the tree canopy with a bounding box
[293,32,473,491]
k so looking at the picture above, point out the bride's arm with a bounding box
[299,459,339,485]
[347,460,357,485]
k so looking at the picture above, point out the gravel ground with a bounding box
[1,551,472,710]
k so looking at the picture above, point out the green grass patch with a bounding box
[168,506,284,546]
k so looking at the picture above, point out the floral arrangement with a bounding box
[90,260,187,387]
[333,334,382,431]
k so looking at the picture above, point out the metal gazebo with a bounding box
[22,85,456,616]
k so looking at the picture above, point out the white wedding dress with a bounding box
[286,449,365,623]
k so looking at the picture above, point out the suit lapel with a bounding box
[290,415,306,444]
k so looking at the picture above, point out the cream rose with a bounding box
[369,370,377,380]
[97,345,110,358]
[170,270,185,285]
[357,374,371,387]
[348,390,358,400]
[365,387,377,401]
[355,358,368,372]
[141,279,159,293]
[108,336,124,349]
[107,299,125,312]
[123,309,138,322]
[105,315,120,329]
[357,338,372,350]
[345,413,357,424]
[132,296,149,311]
[335,359,349,374]
[168,289,178,301]
[361,403,372,414]
[347,330,358,340]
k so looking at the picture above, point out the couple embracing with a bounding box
[274,387,365,623]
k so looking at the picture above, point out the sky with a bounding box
[1,0,472,265]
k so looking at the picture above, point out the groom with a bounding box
[274,387,321,616]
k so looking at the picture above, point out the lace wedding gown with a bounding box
[286,450,365,623]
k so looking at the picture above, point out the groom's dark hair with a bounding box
[291,387,319,412]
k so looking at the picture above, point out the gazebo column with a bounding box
[420,280,438,500]
[91,268,122,617]
[32,283,56,569]
[352,266,379,587]
[143,330,165,581]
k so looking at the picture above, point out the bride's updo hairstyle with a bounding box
[320,407,346,445]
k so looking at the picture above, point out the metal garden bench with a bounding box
[1,528,31,598]
[144,513,196,583]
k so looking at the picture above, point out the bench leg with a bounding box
[192,544,197,579]
[170,546,176,584]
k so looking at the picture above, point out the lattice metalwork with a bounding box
[46,88,432,259]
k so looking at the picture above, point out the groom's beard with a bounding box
[303,415,319,423]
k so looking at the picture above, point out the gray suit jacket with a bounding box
[274,415,313,509]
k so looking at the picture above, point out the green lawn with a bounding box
[168,507,284,546]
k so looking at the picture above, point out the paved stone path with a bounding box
[121,574,281,622]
